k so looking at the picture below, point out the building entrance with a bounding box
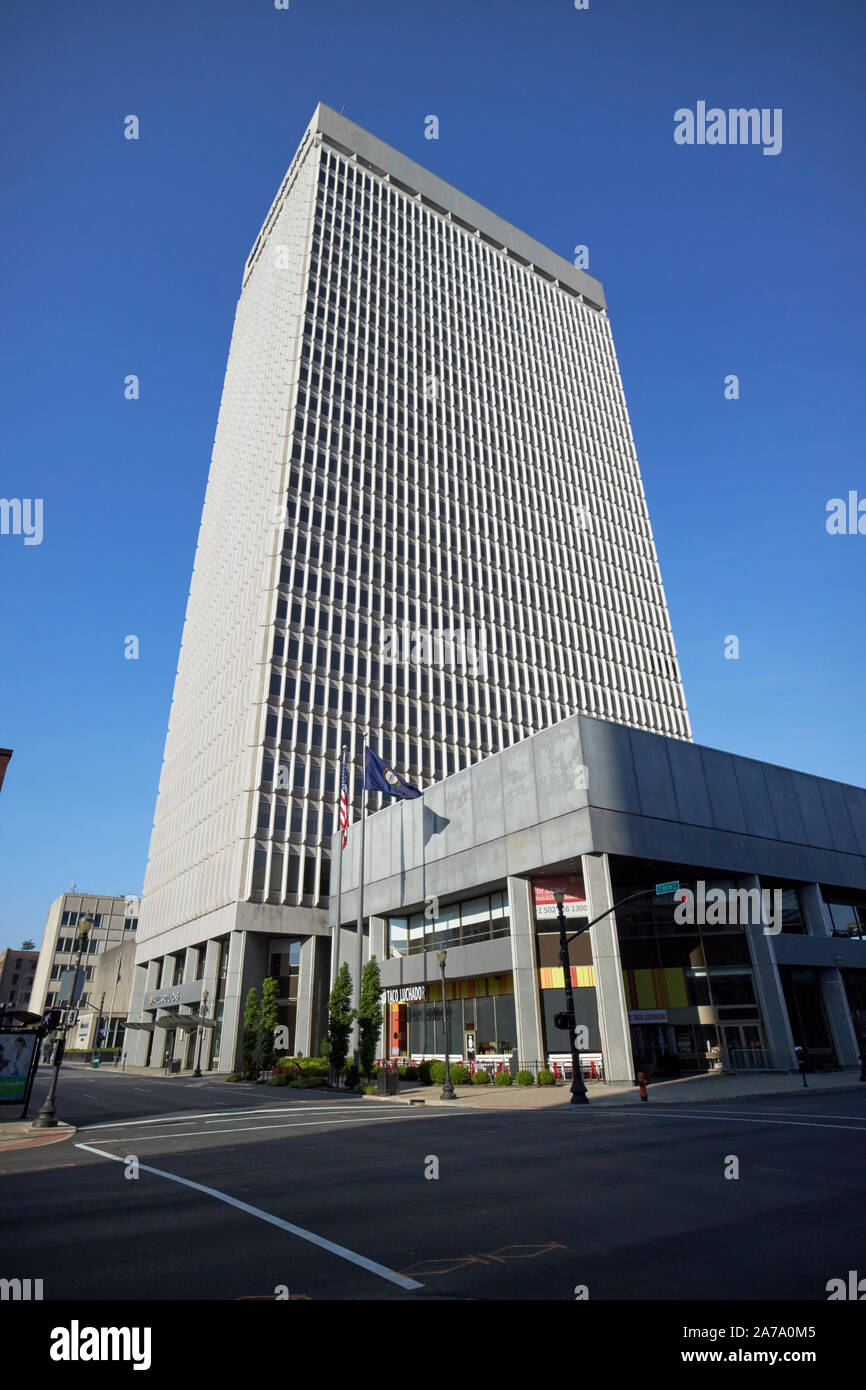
[720,1023,765,1068]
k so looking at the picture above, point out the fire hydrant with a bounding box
[637,1070,648,1102]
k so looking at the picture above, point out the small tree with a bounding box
[358,955,383,1078]
[242,986,260,1079]
[327,962,356,1080]
[21,939,35,951]
[259,976,279,1070]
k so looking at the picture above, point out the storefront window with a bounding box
[408,913,425,954]
[387,891,510,957]
[461,897,491,946]
[430,903,459,950]
[825,898,865,939]
[387,918,408,957]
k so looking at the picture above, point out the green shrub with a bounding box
[450,1063,470,1085]
[417,1061,432,1085]
[516,1069,534,1086]
[364,1084,378,1095]
[225,1073,242,1083]
[472,1069,491,1085]
[398,1064,419,1080]
[267,1073,291,1086]
[428,1060,446,1084]
[537,1069,556,1086]
[493,1071,512,1086]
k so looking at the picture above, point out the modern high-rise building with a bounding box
[128,103,691,1072]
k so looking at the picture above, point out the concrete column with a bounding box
[741,875,798,1070]
[220,932,270,1073]
[175,947,200,1067]
[200,939,222,1072]
[507,876,544,1068]
[369,917,387,1068]
[125,960,153,1066]
[294,937,316,1057]
[310,937,331,1058]
[582,854,633,1083]
[800,882,832,938]
[146,958,168,1069]
[820,968,860,1067]
[370,916,386,964]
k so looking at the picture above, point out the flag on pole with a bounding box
[339,755,350,848]
[364,748,421,800]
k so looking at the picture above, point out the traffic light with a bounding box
[42,1009,63,1031]
[554,1012,575,1031]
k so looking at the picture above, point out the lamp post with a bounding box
[33,912,92,1129]
[554,889,589,1104]
[436,951,457,1100]
[193,990,209,1077]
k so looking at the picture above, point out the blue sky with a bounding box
[1,0,864,950]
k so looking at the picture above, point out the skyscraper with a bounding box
[128,104,691,1072]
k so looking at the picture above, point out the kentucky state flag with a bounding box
[364,748,421,800]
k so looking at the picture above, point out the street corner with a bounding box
[0,1121,77,1153]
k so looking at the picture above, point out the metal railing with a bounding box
[721,1047,790,1073]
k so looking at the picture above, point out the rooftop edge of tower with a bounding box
[243,102,606,312]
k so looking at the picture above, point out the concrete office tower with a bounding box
[130,104,691,1072]
[0,948,38,1015]
[29,892,140,1018]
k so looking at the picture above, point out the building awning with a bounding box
[153,1011,196,1031]
[152,1010,216,1032]
[124,1020,156,1033]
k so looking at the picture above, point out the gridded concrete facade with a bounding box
[139,102,690,952]
[29,893,140,1017]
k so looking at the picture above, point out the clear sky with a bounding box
[1,0,864,951]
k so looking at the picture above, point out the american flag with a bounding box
[339,756,349,849]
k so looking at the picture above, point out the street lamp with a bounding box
[33,912,92,1129]
[436,951,457,1100]
[193,990,209,1077]
[554,889,589,1105]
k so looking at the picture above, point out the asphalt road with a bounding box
[3,1066,865,1302]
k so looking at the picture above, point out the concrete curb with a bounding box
[0,1122,77,1153]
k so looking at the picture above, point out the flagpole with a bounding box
[106,957,122,1052]
[330,744,348,993]
[353,733,368,1069]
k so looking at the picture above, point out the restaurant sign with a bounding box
[382,985,428,1005]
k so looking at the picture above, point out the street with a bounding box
[3,1066,865,1302]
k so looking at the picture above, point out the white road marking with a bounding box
[702,1108,866,1121]
[75,1143,422,1291]
[604,1108,866,1133]
[79,1114,455,1142]
[78,1104,376,1132]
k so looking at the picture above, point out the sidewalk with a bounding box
[0,1121,77,1153]
[50,1060,866,1109]
[373,1069,865,1109]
